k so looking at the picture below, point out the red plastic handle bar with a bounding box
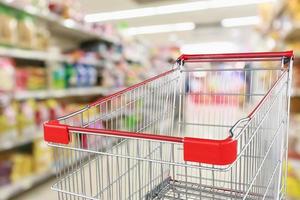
[178,51,293,62]
[44,120,237,165]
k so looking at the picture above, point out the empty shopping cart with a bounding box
[44,51,293,200]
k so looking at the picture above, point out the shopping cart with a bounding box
[44,51,293,200]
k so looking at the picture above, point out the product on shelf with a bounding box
[0,102,18,143]
[86,65,97,86]
[287,0,300,21]
[46,99,63,120]
[35,101,50,128]
[74,62,88,87]
[35,25,50,50]
[64,63,77,88]
[65,50,102,87]
[16,66,47,91]
[287,161,300,199]
[0,57,15,92]
[17,99,35,137]
[33,139,53,173]
[48,0,84,23]
[10,153,33,182]
[17,13,36,49]
[0,6,18,46]
[0,159,12,186]
[101,68,115,88]
[51,63,66,89]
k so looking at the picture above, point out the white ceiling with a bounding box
[80,0,259,26]
[79,0,270,47]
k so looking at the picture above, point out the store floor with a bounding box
[12,178,57,200]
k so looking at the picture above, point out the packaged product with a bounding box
[10,153,33,182]
[0,159,12,186]
[17,100,35,138]
[17,13,36,49]
[46,99,63,120]
[86,65,97,86]
[35,25,50,50]
[75,63,88,87]
[64,63,77,87]
[0,102,18,142]
[287,0,300,21]
[0,6,17,45]
[27,67,47,90]
[101,69,115,88]
[0,57,15,92]
[51,64,66,89]
[16,66,46,91]
[35,101,50,128]
[33,139,53,173]
[15,68,28,91]
[287,161,300,199]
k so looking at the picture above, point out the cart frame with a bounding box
[44,51,293,200]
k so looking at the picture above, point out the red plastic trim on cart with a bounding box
[44,121,237,165]
[178,51,293,62]
[184,137,237,165]
[44,120,70,144]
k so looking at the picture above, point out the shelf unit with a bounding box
[0,170,55,200]
[0,132,42,152]
[13,86,118,100]
[0,1,127,200]
[0,0,118,44]
[0,148,102,200]
[0,46,109,68]
[0,46,68,62]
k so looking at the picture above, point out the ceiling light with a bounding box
[85,0,275,23]
[122,22,195,35]
[221,16,261,27]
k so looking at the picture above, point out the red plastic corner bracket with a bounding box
[183,137,237,165]
[44,120,70,144]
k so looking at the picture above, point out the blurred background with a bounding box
[0,0,299,199]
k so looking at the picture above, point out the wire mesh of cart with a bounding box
[44,51,293,200]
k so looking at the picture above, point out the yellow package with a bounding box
[10,154,33,182]
[33,139,53,173]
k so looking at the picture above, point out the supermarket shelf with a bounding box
[0,46,69,62]
[0,147,105,199]
[14,86,116,100]
[0,46,107,66]
[0,132,42,152]
[0,1,118,44]
[0,170,54,200]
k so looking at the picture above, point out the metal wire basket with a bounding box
[44,51,293,200]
